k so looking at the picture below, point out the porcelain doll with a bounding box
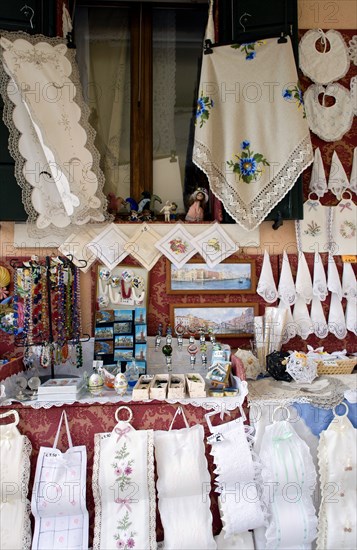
[185,187,209,222]
[160,201,173,222]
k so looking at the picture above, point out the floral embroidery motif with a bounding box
[231,41,265,60]
[195,92,214,127]
[282,83,306,118]
[207,238,221,252]
[169,238,189,254]
[227,140,270,184]
[304,220,321,237]
[112,442,137,549]
[340,220,356,239]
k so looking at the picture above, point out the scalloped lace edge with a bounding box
[0,30,112,237]
[316,433,328,550]
[147,430,157,550]
[193,134,313,231]
[22,437,33,550]
[92,433,102,550]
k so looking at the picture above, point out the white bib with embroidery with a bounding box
[299,29,350,84]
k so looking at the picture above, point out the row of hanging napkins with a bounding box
[309,147,356,198]
[257,251,357,340]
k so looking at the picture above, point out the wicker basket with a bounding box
[317,357,357,375]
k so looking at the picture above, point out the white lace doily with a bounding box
[348,34,357,65]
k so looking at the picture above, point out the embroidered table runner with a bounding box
[93,420,156,550]
[193,37,313,230]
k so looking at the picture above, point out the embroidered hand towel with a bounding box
[193,37,313,230]
[330,197,357,256]
[349,147,357,193]
[295,199,331,253]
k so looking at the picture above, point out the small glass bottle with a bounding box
[125,360,140,392]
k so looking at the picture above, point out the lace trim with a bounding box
[147,430,157,550]
[0,30,112,237]
[21,437,32,550]
[193,134,313,231]
[348,35,357,65]
[316,433,328,550]
[22,499,32,550]
[92,433,102,550]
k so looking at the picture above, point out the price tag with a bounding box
[207,432,224,444]
[342,255,357,263]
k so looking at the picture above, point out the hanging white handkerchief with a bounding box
[206,412,265,537]
[299,29,350,84]
[317,404,356,550]
[93,407,156,550]
[327,253,343,299]
[342,261,357,301]
[309,148,327,197]
[278,251,296,306]
[345,298,357,336]
[313,251,328,300]
[350,147,357,193]
[193,37,313,230]
[304,83,354,142]
[0,410,32,550]
[279,303,297,344]
[295,197,331,253]
[311,295,329,338]
[295,252,313,303]
[31,411,89,550]
[293,295,314,339]
[328,151,349,200]
[328,292,347,339]
[259,412,317,550]
[351,76,357,117]
[257,250,278,303]
[155,407,216,550]
[330,193,357,256]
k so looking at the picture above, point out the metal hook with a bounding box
[20,5,34,29]
[239,12,251,33]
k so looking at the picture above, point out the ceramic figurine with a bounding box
[107,193,126,216]
[160,201,174,222]
[150,193,162,213]
[185,187,209,222]
[138,191,151,213]
[170,202,178,221]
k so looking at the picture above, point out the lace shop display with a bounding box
[154,406,216,550]
[299,29,350,84]
[317,403,357,550]
[258,407,318,550]
[0,410,32,550]
[304,83,354,142]
[295,198,332,254]
[206,410,265,537]
[0,32,109,235]
[330,193,357,255]
[92,406,156,550]
[192,37,313,230]
[31,411,89,550]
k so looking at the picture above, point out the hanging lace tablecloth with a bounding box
[193,37,313,230]
[0,410,32,550]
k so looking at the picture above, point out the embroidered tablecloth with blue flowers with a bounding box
[193,36,313,230]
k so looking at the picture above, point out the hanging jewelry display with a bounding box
[97,264,149,310]
[12,255,86,379]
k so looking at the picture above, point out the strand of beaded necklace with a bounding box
[56,261,66,365]
[40,263,52,369]
[62,264,72,363]
[12,267,20,336]
[72,265,83,368]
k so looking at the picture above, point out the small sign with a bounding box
[207,432,225,444]
[342,256,357,263]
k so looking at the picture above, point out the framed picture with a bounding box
[114,349,134,361]
[170,303,258,338]
[166,259,256,294]
[114,321,133,334]
[115,335,134,348]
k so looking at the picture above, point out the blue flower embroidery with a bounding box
[231,40,265,60]
[227,141,270,184]
[195,92,214,127]
[282,83,306,118]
